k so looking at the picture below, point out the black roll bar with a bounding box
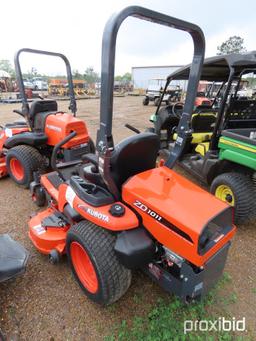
[14,48,77,126]
[97,6,205,169]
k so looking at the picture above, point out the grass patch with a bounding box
[105,273,252,341]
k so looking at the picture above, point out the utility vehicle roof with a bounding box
[167,51,256,82]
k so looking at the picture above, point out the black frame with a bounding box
[153,52,256,152]
[96,5,205,170]
[14,48,77,127]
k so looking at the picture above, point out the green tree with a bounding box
[84,67,99,84]
[217,36,247,55]
[0,59,15,77]
[122,72,131,81]
[114,72,131,82]
[72,69,84,80]
[114,75,122,81]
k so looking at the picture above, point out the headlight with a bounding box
[198,207,233,255]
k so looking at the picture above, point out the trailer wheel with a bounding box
[67,221,132,305]
[210,172,256,224]
[143,97,149,105]
[6,145,45,188]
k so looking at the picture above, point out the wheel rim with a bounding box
[70,241,98,293]
[215,185,235,206]
[9,158,24,181]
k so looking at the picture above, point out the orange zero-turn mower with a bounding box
[29,7,236,305]
[0,48,94,188]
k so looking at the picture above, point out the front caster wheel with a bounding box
[49,249,60,264]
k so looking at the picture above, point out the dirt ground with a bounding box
[0,96,255,340]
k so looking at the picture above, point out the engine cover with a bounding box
[122,166,236,267]
[44,113,89,148]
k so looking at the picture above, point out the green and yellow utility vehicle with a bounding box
[148,53,256,223]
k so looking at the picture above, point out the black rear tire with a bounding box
[210,172,256,224]
[143,97,149,106]
[67,221,132,305]
[6,145,46,188]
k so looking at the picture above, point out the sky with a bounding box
[2,0,256,76]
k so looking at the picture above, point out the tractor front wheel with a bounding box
[6,145,45,188]
[67,221,132,305]
[210,172,256,224]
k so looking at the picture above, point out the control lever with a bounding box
[125,123,140,134]
[13,109,24,116]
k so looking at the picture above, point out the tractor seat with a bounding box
[29,100,58,130]
[110,132,160,190]
[29,100,58,120]
[83,133,160,191]
[191,112,216,132]
[173,112,216,144]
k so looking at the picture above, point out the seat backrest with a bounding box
[29,100,58,120]
[110,132,160,190]
[191,113,216,133]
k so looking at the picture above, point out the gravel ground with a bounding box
[0,96,255,340]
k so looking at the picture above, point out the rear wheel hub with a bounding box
[9,158,24,181]
[70,241,98,293]
[215,185,235,206]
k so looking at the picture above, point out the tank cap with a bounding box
[109,204,125,217]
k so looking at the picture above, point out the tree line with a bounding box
[0,36,248,81]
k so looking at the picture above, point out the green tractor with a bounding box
[149,52,256,223]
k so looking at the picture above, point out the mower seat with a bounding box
[82,133,160,191]
[29,100,58,129]
[0,234,29,282]
[110,132,160,190]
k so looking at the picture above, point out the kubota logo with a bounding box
[78,205,109,222]
[86,208,109,222]
[46,124,62,132]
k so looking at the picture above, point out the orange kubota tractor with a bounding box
[29,7,236,305]
[0,49,94,188]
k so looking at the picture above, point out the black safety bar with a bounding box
[97,6,205,169]
[14,48,77,125]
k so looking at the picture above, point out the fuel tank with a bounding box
[122,166,236,267]
[44,113,89,148]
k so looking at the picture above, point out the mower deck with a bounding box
[0,234,29,282]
